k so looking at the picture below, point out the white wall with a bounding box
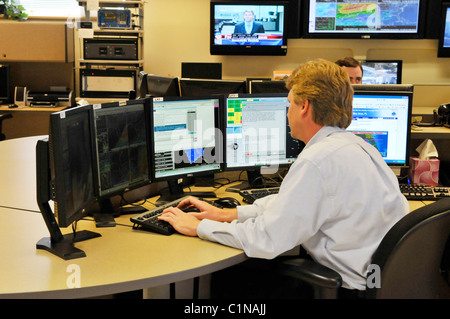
[144,0,450,113]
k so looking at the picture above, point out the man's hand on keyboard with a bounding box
[158,207,201,237]
[178,197,238,223]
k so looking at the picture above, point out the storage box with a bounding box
[409,157,440,186]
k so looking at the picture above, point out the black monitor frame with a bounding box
[149,95,224,204]
[210,0,289,56]
[223,93,304,189]
[180,78,246,96]
[302,0,427,39]
[350,88,413,170]
[146,74,180,97]
[248,79,289,94]
[438,2,450,58]
[361,60,403,85]
[0,64,10,104]
[36,105,101,260]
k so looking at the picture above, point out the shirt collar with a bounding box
[306,126,346,149]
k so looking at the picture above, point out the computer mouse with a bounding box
[214,197,241,209]
[181,206,200,213]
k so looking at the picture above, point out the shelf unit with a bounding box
[74,0,144,102]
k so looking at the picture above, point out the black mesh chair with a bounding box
[0,113,12,141]
[278,198,450,299]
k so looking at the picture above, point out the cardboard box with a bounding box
[409,157,440,186]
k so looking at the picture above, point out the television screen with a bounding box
[438,3,450,58]
[210,1,288,55]
[304,0,426,39]
[361,60,402,84]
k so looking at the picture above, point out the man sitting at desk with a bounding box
[159,59,408,297]
[233,10,265,34]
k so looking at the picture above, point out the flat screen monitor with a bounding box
[348,90,413,170]
[224,93,304,187]
[303,0,426,39]
[91,100,151,199]
[150,96,223,203]
[210,1,288,56]
[249,79,289,93]
[146,74,180,97]
[0,64,10,104]
[49,105,97,227]
[180,78,246,96]
[181,62,222,79]
[438,3,450,58]
[361,60,402,84]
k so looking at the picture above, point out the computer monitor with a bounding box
[361,60,403,84]
[146,74,180,97]
[210,1,288,56]
[181,62,222,79]
[150,96,223,204]
[348,89,413,175]
[90,99,152,224]
[248,80,289,94]
[224,93,304,189]
[438,2,450,58]
[0,64,10,104]
[36,105,101,260]
[179,78,246,96]
[303,0,426,39]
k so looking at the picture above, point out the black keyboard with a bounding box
[399,184,450,200]
[239,187,280,204]
[130,196,222,235]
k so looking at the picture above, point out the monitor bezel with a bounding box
[350,89,413,167]
[90,99,153,199]
[179,78,247,96]
[149,95,224,183]
[210,0,289,56]
[49,105,98,228]
[146,74,181,97]
[223,92,302,172]
[302,0,427,40]
[361,60,403,85]
[438,2,450,58]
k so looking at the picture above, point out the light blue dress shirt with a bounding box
[197,126,409,289]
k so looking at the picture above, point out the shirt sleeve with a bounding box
[197,159,330,259]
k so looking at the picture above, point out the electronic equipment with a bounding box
[179,78,246,96]
[181,62,222,79]
[0,64,10,104]
[399,184,450,200]
[248,80,288,94]
[438,102,450,127]
[27,90,74,107]
[438,3,450,57]
[361,60,403,85]
[14,86,26,107]
[150,96,223,204]
[146,74,180,97]
[303,0,427,39]
[98,9,131,29]
[240,186,280,204]
[349,86,413,175]
[224,93,304,189]
[83,38,138,60]
[210,1,288,56]
[35,105,101,260]
[80,68,136,98]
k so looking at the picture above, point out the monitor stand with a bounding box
[226,169,264,193]
[156,179,217,206]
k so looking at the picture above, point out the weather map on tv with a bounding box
[309,1,421,34]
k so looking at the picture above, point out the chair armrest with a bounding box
[277,258,342,289]
[0,113,13,122]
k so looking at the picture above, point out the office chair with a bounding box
[0,113,12,141]
[278,198,450,299]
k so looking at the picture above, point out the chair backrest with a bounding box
[367,198,450,299]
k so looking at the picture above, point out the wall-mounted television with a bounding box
[438,2,450,57]
[210,1,288,56]
[303,0,427,39]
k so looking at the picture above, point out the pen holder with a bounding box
[408,157,440,186]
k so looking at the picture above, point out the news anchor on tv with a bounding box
[233,10,265,34]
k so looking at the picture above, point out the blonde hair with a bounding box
[286,59,354,128]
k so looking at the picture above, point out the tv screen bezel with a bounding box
[210,0,289,56]
[302,0,427,40]
[438,2,450,58]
